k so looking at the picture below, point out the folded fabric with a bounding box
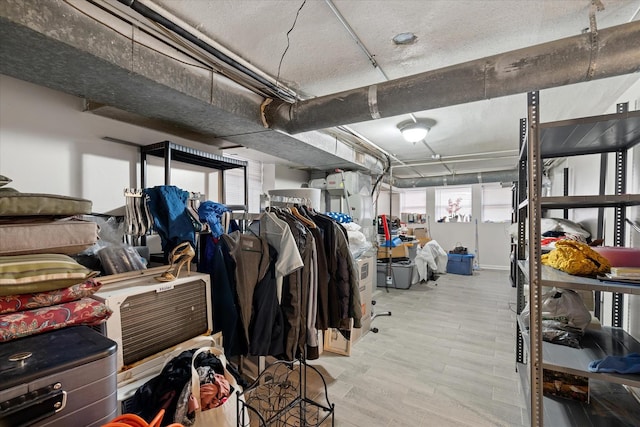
[0,253,98,296]
[198,201,230,238]
[0,278,102,314]
[587,353,640,374]
[144,185,195,256]
[0,297,112,342]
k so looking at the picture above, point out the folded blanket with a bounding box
[587,353,640,374]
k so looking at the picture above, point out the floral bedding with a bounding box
[0,278,102,314]
[0,297,111,342]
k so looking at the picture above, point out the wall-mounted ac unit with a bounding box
[91,271,212,378]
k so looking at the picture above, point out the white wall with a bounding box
[274,166,310,189]
[375,184,512,270]
[376,189,400,218]
[426,185,511,270]
[0,75,237,213]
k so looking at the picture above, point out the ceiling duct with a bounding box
[0,0,384,174]
[393,170,518,188]
[264,21,640,134]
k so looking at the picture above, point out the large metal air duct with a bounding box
[393,170,518,188]
[264,21,640,134]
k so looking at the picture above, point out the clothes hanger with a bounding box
[291,205,316,228]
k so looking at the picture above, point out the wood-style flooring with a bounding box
[311,268,527,427]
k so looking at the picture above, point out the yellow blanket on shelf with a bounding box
[541,240,611,276]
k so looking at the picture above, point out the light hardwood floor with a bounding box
[311,268,527,427]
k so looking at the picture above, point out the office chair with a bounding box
[370,299,391,333]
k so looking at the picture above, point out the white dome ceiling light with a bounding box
[398,119,436,143]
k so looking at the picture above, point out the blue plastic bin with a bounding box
[446,253,474,275]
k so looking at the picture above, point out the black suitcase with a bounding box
[0,326,117,427]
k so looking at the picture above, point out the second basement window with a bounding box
[435,186,472,222]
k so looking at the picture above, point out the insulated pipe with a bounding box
[264,21,640,134]
[393,170,518,188]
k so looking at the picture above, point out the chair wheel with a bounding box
[372,300,377,305]
[371,327,379,333]
[388,312,392,316]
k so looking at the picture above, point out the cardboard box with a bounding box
[416,237,431,246]
[543,369,589,403]
[351,256,374,342]
[323,256,375,354]
[413,228,429,239]
[377,244,409,260]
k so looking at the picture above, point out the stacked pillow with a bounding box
[0,251,111,342]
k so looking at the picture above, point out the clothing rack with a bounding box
[227,193,337,426]
[267,194,311,205]
[123,188,207,239]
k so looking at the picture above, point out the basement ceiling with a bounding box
[1,0,639,183]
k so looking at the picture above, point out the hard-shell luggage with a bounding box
[0,326,117,427]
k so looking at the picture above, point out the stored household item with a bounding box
[0,219,98,256]
[116,334,223,415]
[446,253,475,275]
[376,261,417,289]
[514,94,640,426]
[541,240,611,276]
[98,245,148,275]
[449,243,468,254]
[591,246,640,267]
[0,189,92,217]
[155,242,195,282]
[323,256,375,350]
[91,269,212,375]
[542,370,589,403]
[325,171,371,196]
[0,326,117,427]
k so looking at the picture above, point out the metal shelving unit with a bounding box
[140,140,248,211]
[515,94,640,427]
[139,141,249,259]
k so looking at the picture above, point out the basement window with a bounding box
[223,159,262,213]
[481,183,512,223]
[435,186,472,223]
[400,189,427,223]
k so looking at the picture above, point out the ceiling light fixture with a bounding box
[398,119,436,143]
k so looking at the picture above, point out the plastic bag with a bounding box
[520,288,591,348]
[98,245,147,275]
[541,320,583,349]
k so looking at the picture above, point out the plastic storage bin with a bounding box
[377,261,416,289]
[447,253,475,275]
